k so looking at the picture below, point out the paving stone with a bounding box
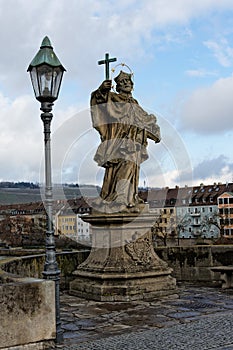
[62,323,81,331]
[56,285,233,349]
[168,311,201,319]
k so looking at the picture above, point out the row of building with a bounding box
[0,182,233,243]
[0,198,92,244]
[141,182,233,240]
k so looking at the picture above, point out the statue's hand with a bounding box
[99,80,112,93]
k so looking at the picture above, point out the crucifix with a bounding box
[98,53,117,80]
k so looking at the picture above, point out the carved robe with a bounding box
[91,88,161,209]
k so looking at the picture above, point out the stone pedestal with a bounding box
[70,208,176,301]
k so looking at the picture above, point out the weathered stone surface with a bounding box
[155,245,233,286]
[70,273,176,301]
[3,246,233,291]
[0,277,56,349]
[70,212,176,301]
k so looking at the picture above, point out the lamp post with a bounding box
[27,36,66,343]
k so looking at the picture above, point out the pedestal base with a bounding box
[70,210,176,301]
[70,271,176,301]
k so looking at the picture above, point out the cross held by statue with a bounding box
[98,53,117,80]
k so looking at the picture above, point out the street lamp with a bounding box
[27,36,66,343]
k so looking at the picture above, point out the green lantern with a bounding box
[27,36,66,103]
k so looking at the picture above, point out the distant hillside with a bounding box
[0,185,101,205]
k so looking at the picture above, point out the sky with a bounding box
[1,0,233,190]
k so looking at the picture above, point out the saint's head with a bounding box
[114,71,134,94]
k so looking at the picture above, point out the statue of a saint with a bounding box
[91,70,161,212]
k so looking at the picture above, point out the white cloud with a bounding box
[179,75,233,133]
[0,0,233,98]
[189,166,233,187]
[1,0,233,184]
[185,69,217,78]
[204,38,233,67]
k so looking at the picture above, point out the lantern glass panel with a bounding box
[37,65,54,101]
[51,67,64,99]
[29,67,40,98]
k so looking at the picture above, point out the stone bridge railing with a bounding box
[1,245,232,288]
[0,245,232,349]
[0,249,89,349]
[155,245,233,286]
[0,249,90,290]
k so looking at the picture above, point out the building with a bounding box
[54,197,92,243]
[218,192,233,237]
[2,182,233,246]
[142,182,233,241]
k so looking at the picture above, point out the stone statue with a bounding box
[91,69,161,212]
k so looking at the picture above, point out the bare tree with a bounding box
[151,214,168,246]
[152,209,188,246]
[201,210,222,238]
[172,213,192,245]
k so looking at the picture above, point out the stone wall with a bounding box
[0,244,232,349]
[2,246,232,288]
[0,273,55,349]
[155,245,233,286]
[0,250,89,349]
[1,250,90,289]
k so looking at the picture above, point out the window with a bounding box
[225,229,230,236]
[209,207,213,212]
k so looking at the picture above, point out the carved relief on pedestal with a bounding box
[124,231,156,267]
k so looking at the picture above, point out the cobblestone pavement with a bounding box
[55,284,233,349]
